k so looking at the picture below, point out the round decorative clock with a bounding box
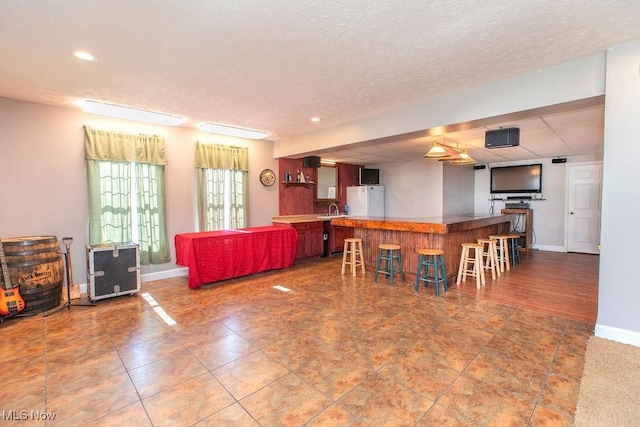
[259,168,276,186]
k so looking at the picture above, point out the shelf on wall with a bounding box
[282,181,315,188]
[489,197,546,201]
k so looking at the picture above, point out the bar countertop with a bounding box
[271,214,333,224]
[331,213,510,234]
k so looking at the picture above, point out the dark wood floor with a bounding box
[448,249,599,324]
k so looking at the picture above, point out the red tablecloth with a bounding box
[175,226,298,289]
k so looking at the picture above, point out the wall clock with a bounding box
[259,168,276,186]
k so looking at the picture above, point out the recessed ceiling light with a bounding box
[81,100,185,126]
[198,123,269,139]
[310,117,321,122]
[73,51,96,61]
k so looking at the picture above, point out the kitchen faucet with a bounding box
[328,203,339,216]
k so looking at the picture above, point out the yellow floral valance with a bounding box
[195,142,249,171]
[84,126,167,165]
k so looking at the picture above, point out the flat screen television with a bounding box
[490,163,542,194]
[359,168,380,185]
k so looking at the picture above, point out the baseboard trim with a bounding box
[531,244,565,252]
[141,267,189,283]
[76,268,188,295]
[594,324,640,348]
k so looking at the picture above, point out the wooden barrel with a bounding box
[1,236,63,314]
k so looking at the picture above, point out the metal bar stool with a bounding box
[415,249,448,296]
[488,235,511,273]
[477,238,501,280]
[374,244,404,286]
[507,234,521,266]
[341,238,365,277]
[456,243,485,289]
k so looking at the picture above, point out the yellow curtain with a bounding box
[84,126,167,165]
[195,142,248,171]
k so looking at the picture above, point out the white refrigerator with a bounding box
[346,186,385,217]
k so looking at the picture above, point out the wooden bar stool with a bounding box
[341,238,365,277]
[488,235,511,273]
[374,244,405,286]
[477,238,501,280]
[456,243,485,289]
[415,249,448,296]
[507,234,522,266]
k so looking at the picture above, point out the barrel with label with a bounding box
[1,236,63,314]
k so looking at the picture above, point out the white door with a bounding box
[567,163,602,254]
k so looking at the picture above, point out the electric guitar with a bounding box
[0,239,26,316]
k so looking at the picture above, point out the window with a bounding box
[196,142,248,231]
[84,126,170,265]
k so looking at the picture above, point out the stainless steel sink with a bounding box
[317,214,349,220]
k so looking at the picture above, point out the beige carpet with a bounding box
[574,336,640,426]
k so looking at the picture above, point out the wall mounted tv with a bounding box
[359,168,380,185]
[490,163,542,194]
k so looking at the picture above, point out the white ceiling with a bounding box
[307,99,606,164]
[1,1,639,164]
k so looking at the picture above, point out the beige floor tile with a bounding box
[84,401,152,426]
[194,403,259,426]
[212,350,289,399]
[0,255,592,426]
[142,373,235,427]
[117,334,190,370]
[47,372,139,426]
[306,404,368,426]
[378,351,460,401]
[240,373,333,426]
[438,373,535,425]
[189,332,258,371]
[128,351,207,398]
[337,372,434,426]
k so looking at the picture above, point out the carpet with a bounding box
[574,336,640,426]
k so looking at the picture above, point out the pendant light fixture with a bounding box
[425,143,448,158]
[425,141,475,164]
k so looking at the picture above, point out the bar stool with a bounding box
[456,243,485,289]
[477,238,501,280]
[488,235,511,273]
[341,238,365,277]
[374,244,405,286]
[415,249,448,296]
[507,234,521,266]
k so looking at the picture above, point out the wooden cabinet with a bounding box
[309,224,324,257]
[329,225,354,253]
[286,221,324,259]
[501,208,533,251]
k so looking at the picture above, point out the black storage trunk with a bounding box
[86,242,140,301]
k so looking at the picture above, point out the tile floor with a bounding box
[0,256,593,426]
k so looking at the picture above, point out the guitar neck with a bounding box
[0,240,14,291]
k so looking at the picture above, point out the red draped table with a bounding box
[175,226,298,289]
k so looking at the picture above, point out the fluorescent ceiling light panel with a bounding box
[82,100,185,126]
[73,51,96,61]
[198,123,268,139]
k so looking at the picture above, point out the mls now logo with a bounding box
[2,410,56,421]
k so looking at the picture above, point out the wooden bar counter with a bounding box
[331,214,511,282]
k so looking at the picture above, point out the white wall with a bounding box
[596,40,640,346]
[0,97,279,285]
[443,164,475,216]
[473,158,565,251]
[372,159,444,218]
